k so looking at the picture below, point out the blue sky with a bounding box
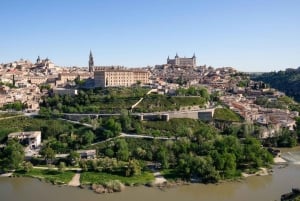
[1,0,299,72]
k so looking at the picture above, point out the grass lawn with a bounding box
[213,108,242,122]
[161,169,181,181]
[80,171,154,186]
[14,169,75,184]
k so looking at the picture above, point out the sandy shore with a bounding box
[242,167,269,178]
[274,156,287,163]
[0,173,13,177]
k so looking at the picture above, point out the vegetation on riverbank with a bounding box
[0,84,290,187]
[92,119,273,183]
[81,171,154,186]
[14,168,75,185]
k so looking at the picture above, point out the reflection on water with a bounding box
[1,165,300,201]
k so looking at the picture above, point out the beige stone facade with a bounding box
[94,68,149,87]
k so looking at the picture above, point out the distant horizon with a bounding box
[1,53,298,73]
[1,0,299,72]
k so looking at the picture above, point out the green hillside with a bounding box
[252,69,300,102]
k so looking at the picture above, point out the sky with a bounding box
[0,0,299,72]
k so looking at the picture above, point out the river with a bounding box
[1,152,300,201]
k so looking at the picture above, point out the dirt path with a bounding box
[153,172,167,185]
[68,173,81,186]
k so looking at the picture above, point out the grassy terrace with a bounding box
[41,87,149,113]
[80,171,154,186]
[0,116,89,142]
[213,108,242,122]
[0,112,22,118]
[14,169,75,184]
[134,95,207,112]
[141,118,209,136]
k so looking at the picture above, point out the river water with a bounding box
[1,152,300,201]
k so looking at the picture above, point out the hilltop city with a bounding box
[0,52,299,194]
[0,52,298,135]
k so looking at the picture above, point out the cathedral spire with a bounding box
[89,50,94,72]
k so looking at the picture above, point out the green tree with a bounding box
[39,107,52,119]
[90,118,99,130]
[40,146,56,164]
[157,146,169,169]
[126,159,142,176]
[105,118,122,136]
[296,117,300,139]
[58,162,66,172]
[0,139,24,171]
[120,110,132,132]
[115,139,130,161]
[22,161,33,173]
[67,151,80,166]
[82,130,95,145]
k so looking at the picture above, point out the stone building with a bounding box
[8,131,41,149]
[94,67,149,87]
[167,53,196,67]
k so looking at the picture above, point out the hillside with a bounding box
[252,68,300,102]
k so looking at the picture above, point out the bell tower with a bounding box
[89,50,94,72]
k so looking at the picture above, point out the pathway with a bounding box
[153,172,167,185]
[130,89,156,110]
[68,172,81,187]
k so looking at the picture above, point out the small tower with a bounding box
[36,56,41,64]
[89,50,94,72]
[175,53,179,65]
[192,53,196,67]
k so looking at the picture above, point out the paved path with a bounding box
[68,172,81,186]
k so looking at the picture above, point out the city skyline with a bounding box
[1,0,300,72]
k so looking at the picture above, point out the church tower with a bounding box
[89,50,94,72]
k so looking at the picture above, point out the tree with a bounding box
[40,146,56,164]
[120,110,132,132]
[39,107,52,119]
[0,139,25,172]
[126,159,141,176]
[82,130,95,145]
[277,129,297,147]
[58,162,66,172]
[115,139,130,161]
[22,161,33,173]
[90,118,99,130]
[67,151,80,166]
[105,118,122,136]
[157,146,169,169]
[296,117,300,139]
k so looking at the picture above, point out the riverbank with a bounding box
[274,156,287,163]
[0,172,13,177]
[2,163,300,201]
[241,167,270,178]
[13,169,76,185]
